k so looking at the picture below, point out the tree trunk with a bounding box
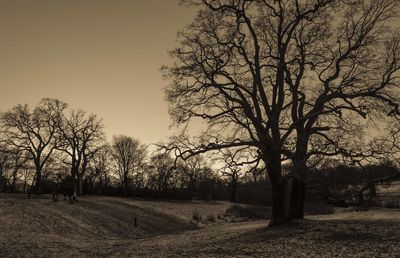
[80,159,88,195]
[266,154,307,226]
[287,176,305,219]
[123,173,128,196]
[269,175,306,225]
[10,170,17,193]
[230,179,237,202]
[265,152,290,226]
[289,157,307,220]
[78,174,83,195]
[71,167,78,200]
[269,179,288,226]
[35,165,43,194]
[73,177,78,200]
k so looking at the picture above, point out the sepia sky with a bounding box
[0,0,197,144]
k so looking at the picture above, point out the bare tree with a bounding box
[180,155,207,191]
[58,109,105,196]
[0,98,67,193]
[85,144,113,194]
[147,152,176,192]
[0,148,28,193]
[111,135,147,196]
[217,149,247,202]
[163,0,400,225]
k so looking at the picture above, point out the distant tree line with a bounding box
[0,98,266,201]
[1,98,399,207]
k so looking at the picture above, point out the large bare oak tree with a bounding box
[163,0,400,225]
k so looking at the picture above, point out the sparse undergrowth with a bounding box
[191,210,221,224]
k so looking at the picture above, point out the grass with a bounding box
[0,194,399,257]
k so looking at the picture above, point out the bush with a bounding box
[192,210,201,221]
[225,204,271,220]
[206,214,217,223]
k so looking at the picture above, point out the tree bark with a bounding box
[269,179,288,226]
[71,167,78,200]
[287,176,305,219]
[290,137,308,220]
[79,158,89,195]
[265,153,290,226]
[266,153,307,226]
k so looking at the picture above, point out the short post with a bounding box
[134,217,137,228]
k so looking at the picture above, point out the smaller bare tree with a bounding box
[58,109,105,196]
[147,152,176,192]
[111,135,147,196]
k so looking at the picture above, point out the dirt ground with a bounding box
[0,194,399,257]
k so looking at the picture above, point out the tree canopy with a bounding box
[163,0,400,225]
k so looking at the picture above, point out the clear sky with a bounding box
[0,0,197,144]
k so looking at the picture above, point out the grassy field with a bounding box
[0,194,399,257]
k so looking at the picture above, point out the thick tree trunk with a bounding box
[266,153,290,226]
[269,180,289,226]
[268,167,307,226]
[287,176,305,219]
[289,156,308,220]
[263,139,308,226]
[269,175,306,225]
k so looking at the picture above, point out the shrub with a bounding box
[206,214,217,223]
[225,204,271,220]
[192,210,201,221]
